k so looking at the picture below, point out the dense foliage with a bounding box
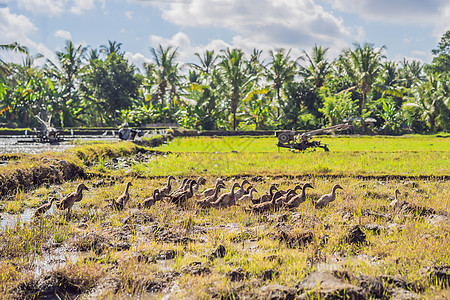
[1,31,449,133]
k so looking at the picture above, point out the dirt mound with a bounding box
[296,271,365,299]
[0,158,85,198]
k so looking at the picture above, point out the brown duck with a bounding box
[246,190,283,213]
[168,178,189,198]
[34,198,56,218]
[389,189,401,209]
[285,183,314,209]
[197,183,226,208]
[238,187,257,203]
[276,189,297,205]
[252,185,278,204]
[315,184,343,209]
[234,179,251,200]
[140,189,161,209]
[56,183,89,216]
[170,180,197,204]
[159,175,175,198]
[211,182,240,208]
[116,182,133,208]
[202,178,225,198]
[192,176,207,194]
[279,185,302,195]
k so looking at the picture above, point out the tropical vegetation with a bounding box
[1,31,449,134]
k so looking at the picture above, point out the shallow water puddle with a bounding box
[0,208,35,229]
[31,249,91,277]
[315,254,379,272]
[0,206,58,229]
[156,259,176,273]
[316,261,341,272]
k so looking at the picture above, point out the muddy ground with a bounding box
[1,174,449,299]
[0,140,449,299]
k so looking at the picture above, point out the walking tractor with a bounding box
[275,124,352,152]
[33,115,62,143]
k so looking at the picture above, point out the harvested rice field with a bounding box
[0,135,449,299]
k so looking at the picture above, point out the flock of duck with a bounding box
[32,176,348,218]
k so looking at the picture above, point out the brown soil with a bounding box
[0,158,85,198]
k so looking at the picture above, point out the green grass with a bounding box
[158,135,450,153]
[132,151,449,177]
[129,135,449,177]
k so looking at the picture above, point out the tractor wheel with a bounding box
[277,133,290,144]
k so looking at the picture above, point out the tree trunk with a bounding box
[361,91,366,112]
[361,91,366,131]
[429,113,435,132]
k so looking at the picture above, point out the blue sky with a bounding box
[1,0,449,70]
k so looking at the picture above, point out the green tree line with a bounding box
[1,31,449,134]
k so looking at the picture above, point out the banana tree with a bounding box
[180,70,223,130]
[241,91,273,130]
[378,98,403,134]
[319,87,359,126]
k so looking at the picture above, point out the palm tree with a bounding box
[145,44,181,109]
[372,61,405,100]
[340,42,386,111]
[398,59,424,88]
[22,53,44,69]
[88,49,100,61]
[190,50,219,76]
[100,40,123,57]
[218,48,255,130]
[0,42,29,81]
[46,40,87,96]
[299,45,331,88]
[247,49,264,79]
[0,42,28,53]
[404,73,449,132]
[264,48,298,116]
[45,40,87,122]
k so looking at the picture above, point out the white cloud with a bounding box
[16,0,66,16]
[327,0,450,29]
[157,0,358,55]
[16,0,99,16]
[70,0,96,14]
[411,50,427,57]
[125,10,133,19]
[149,32,199,63]
[124,51,152,71]
[0,8,36,41]
[0,7,54,64]
[327,0,450,46]
[54,29,72,40]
